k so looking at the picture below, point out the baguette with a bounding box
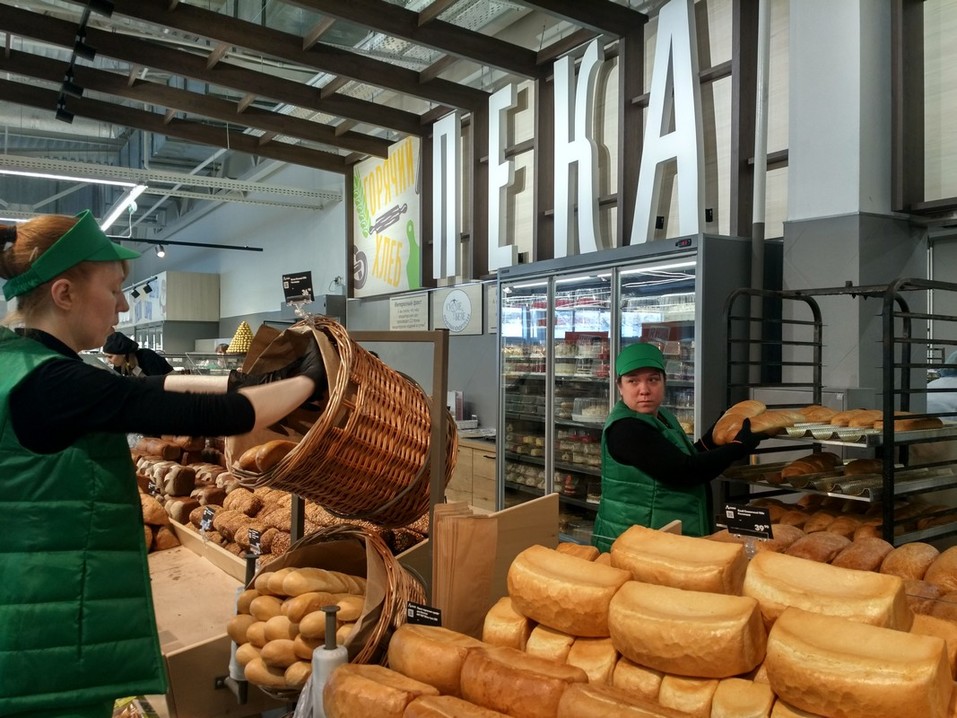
[743,550,912,630]
[507,545,630,637]
[801,405,837,423]
[764,607,951,718]
[610,525,748,595]
[608,581,767,678]
[780,452,841,478]
[846,409,883,427]
[829,408,870,427]
[874,416,944,432]
[843,458,883,476]
[712,400,766,445]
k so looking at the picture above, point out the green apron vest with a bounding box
[592,400,710,552]
[0,327,167,716]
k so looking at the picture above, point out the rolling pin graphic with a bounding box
[370,203,408,234]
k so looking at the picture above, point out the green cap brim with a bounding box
[3,210,140,300]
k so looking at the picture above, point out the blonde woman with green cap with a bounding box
[0,211,326,718]
[591,342,766,552]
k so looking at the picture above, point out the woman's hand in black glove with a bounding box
[695,415,722,451]
[731,418,768,452]
[297,335,328,402]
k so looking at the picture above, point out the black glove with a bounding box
[227,356,305,392]
[297,335,328,402]
[731,417,767,452]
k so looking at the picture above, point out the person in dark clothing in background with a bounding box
[592,342,767,552]
[102,329,174,376]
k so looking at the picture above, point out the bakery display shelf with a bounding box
[555,374,611,383]
[556,493,600,511]
[504,480,545,498]
[554,459,601,477]
[779,423,957,447]
[505,451,546,467]
[505,410,545,423]
[556,417,603,430]
[569,414,606,425]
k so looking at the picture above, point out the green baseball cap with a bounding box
[616,342,666,377]
[3,210,140,301]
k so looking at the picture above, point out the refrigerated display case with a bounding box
[497,235,756,544]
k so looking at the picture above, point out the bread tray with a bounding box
[782,423,957,446]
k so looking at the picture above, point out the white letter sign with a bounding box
[553,39,604,258]
[631,0,704,244]
[488,85,518,271]
[433,111,461,279]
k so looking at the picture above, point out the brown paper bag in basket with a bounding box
[247,532,389,665]
[224,323,336,469]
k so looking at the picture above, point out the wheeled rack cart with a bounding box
[719,278,957,545]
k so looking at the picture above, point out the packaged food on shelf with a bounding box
[573,397,608,424]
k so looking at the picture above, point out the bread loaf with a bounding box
[256,439,298,472]
[784,531,849,561]
[846,409,883,427]
[799,511,836,534]
[801,405,837,423]
[904,579,943,615]
[260,638,298,668]
[507,545,630,637]
[881,542,940,580]
[556,683,690,718]
[244,657,288,690]
[780,452,841,478]
[707,523,805,555]
[525,625,575,664]
[565,637,618,685]
[657,675,718,717]
[611,657,663,701]
[764,607,951,718]
[925,546,957,592]
[284,661,311,689]
[769,700,827,717]
[712,400,766,445]
[386,624,485,697]
[322,664,440,718]
[830,536,894,571]
[459,646,588,718]
[403,695,509,718]
[608,581,767,678]
[874,416,944,432]
[843,458,883,476]
[829,409,870,427]
[610,525,748,595]
[554,542,600,561]
[930,591,957,622]
[710,677,775,718]
[481,596,532,650]
[910,613,957,678]
[743,550,912,630]
[777,510,808,528]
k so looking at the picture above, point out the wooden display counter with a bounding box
[147,546,283,718]
[447,437,497,511]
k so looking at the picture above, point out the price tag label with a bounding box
[722,503,773,539]
[282,271,314,302]
[406,601,442,627]
[147,479,159,497]
[248,528,262,556]
[200,506,215,532]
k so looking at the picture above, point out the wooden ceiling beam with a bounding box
[0,78,349,173]
[537,28,600,65]
[284,0,542,79]
[418,0,458,27]
[108,0,489,110]
[303,17,336,52]
[0,4,424,136]
[207,42,231,70]
[517,0,647,37]
[0,49,390,158]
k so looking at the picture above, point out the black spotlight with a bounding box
[55,102,75,124]
[142,282,153,295]
[130,287,141,299]
[74,34,96,61]
[62,74,84,98]
[88,0,114,16]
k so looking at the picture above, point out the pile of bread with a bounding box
[322,528,957,718]
[711,400,943,445]
[228,566,368,692]
[134,438,428,557]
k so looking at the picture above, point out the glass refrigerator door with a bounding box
[618,257,698,435]
[500,279,549,508]
[552,272,611,544]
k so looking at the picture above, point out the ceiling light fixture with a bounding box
[155,245,166,258]
[74,34,96,61]
[130,287,141,299]
[142,282,153,295]
[55,103,75,124]
[88,0,114,17]
[99,184,147,231]
[62,74,84,98]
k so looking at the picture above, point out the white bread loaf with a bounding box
[608,581,766,678]
[610,525,747,595]
[482,596,533,650]
[459,645,588,718]
[710,677,775,718]
[322,664,439,718]
[507,545,630,637]
[769,700,825,717]
[565,637,618,685]
[402,695,509,717]
[657,675,718,717]
[611,657,663,701]
[911,613,957,678]
[765,607,951,718]
[386,624,486,697]
[524,625,575,664]
[556,683,691,718]
[743,550,912,630]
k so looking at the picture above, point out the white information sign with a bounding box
[389,293,430,331]
[431,283,483,336]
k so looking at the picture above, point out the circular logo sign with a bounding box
[442,289,472,333]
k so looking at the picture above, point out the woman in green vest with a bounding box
[591,342,766,552]
[0,211,326,718]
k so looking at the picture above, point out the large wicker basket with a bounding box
[247,524,426,701]
[231,316,457,528]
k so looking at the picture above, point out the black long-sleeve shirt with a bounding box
[10,329,255,454]
[605,417,749,487]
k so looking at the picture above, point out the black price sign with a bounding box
[200,506,215,532]
[248,528,262,556]
[282,271,314,302]
[722,503,773,540]
[406,601,442,627]
[147,479,159,496]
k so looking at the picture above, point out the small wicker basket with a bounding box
[233,316,457,528]
[248,524,426,702]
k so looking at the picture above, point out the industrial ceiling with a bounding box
[0,0,659,242]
